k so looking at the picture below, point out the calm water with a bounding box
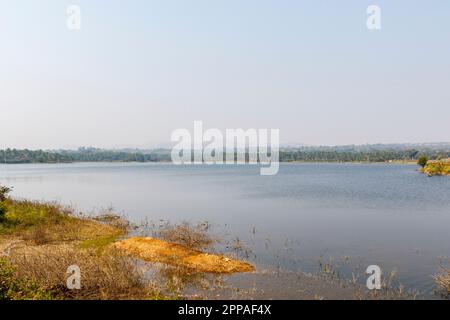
[1,163,450,295]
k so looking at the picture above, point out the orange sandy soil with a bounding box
[114,237,255,274]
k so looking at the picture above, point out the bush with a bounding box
[434,266,450,298]
[0,258,54,300]
[156,221,214,251]
[0,186,12,202]
[0,202,7,222]
[22,224,52,245]
[0,185,12,223]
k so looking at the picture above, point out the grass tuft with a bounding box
[434,266,450,298]
[155,221,214,251]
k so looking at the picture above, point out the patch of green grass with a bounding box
[80,234,120,251]
[1,199,69,232]
[0,199,126,246]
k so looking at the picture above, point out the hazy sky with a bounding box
[1,0,449,149]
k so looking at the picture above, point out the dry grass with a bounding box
[91,209,130,232]
[434,266,450,298]
[21,224,51,245]
[7,244,160,300]
[316,257,419,300]
[155,221,214,251]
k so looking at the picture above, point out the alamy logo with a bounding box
[66,265,81,290]
[171,121,280,175]
[366,265,382,290]
[66,5,81,31]
[366,5,381,30]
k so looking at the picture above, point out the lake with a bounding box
[1,162,449,295]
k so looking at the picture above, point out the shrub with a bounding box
[0,186,12,202]
[0,185,12,223]
[0,202,7,222]
[417,156,428,168]
[0,258,54,300]
[22,224,52,245]
[434,266,450,298]
[156,221,214,251]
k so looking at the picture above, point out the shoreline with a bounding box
[0,196,430,300]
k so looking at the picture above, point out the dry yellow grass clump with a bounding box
[114,237,255,274]
[434,266,450,298]
[6,244,159,300]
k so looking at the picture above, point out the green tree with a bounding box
[0,186,12,202]
[0,185,12,222]
[0,202,7,222]
[417,156,429,168]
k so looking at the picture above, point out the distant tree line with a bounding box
[0,145,449,164]
[279,148,449,162]
[279,144,450,162]
[0,148,170,164]
[0,149,72,164]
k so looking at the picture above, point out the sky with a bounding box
[1,0,449,149]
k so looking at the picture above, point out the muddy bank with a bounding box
[114,237,255,274]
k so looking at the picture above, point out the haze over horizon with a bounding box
[1,1,450,150]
